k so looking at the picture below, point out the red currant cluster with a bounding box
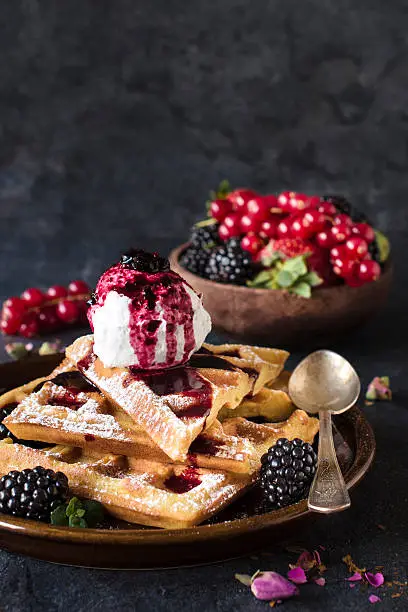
[209,189,381,287]
[1,280,91,338]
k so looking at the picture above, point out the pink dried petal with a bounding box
[347,572,363,582]
[313,550,322,566]
[369,594,381,604]
[314,577,326,587]
[287,567,307,584]
[365,572,384,588]
[251,572,299,601]
[349,583,356,589]
[296,550,315,570]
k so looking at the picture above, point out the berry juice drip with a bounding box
[187,353,236,371]
[77,350,96,371]
[124,366,213,419]
[189,436,222,456]
[164,467,202,494]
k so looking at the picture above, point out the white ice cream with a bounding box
[92,285,211,368]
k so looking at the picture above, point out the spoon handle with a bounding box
[308,410,351,513]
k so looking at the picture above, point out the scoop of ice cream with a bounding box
[88,249,212,369]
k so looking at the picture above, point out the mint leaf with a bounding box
[195,217,217,228]
[69,515,88,528]
[375,230,390,263]
[66,497,82,517]
[217,179,231,197]
[247,269,275,288]
[82,500,105,527]
[76,508,86,518]
[290,281,312,298]
[302,271,323,287]
[276,269,296,288]
[282,255,308,278]
[50,504,69,526]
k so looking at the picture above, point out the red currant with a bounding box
[330,223,352,244]
[277,191,295,212]
[259,218,279,239]
[21,287,44,308]
[303,210,326,234]
[332,258,358,279]
[307,195,322,209]
[228,189,258,213]
[316,230,335,248]
[19,314,39,338]
[38,306,60,332]
[2,296,26,318]
[318,202,337,216]
[345,237,368,259]
[240,214,261,234]
[277,218,293,238]
[263,194,279,209]
[56,300,79,324]
[1,316,21,335]
[241,233,264,255]
[68,280,90,296]
[333,214,353,227]
[351,223,375,243]
[330,245,348,262]
[247,197,271,222]
[209,198,233,222]
[291,215,310,239]
[46,285,68,299]
[345,275,366,288]
[357,260,381,282]
[288,193,310,212]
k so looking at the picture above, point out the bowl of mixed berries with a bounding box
[169,182,392,346]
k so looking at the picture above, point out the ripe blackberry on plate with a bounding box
[0,466,69,522]
[190,224,220,250]
[260,438,317,508]
[204,238,255,285]
[180,223,221,276]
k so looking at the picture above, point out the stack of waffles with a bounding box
[0,335,319,528]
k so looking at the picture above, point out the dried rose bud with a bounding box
[251,571,299,601]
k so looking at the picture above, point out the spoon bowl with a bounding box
[289,350,361,415]
[289,350,361,514]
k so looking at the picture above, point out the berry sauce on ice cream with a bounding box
[88,249,212,369]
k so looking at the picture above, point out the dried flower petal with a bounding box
[39,340,62,356]
[349,583,356,589]
[314,577,326,587]
[347,572,363,582]
[287,567,307,584]
[5,342,32,360]
[365,572,384,588]
[369,594,381,604]
[342,554,366,575]
[235,573,252,587]
[251,572,299,601]
[296,550,315,571]
[366,376,392,401]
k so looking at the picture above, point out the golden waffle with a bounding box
[219,371,294,423]
[0,409,318,529]
[3,376,255,474]
[65,335,288,461]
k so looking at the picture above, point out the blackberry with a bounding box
[190,223,220,250]
[260,438,317,508]
[0,466,69,522]
[322,195,372,225]
[121,249,170,273]
[368,239,381,264]
[204,239,255,285]
[0,403,50,449]
[180,247,210,276]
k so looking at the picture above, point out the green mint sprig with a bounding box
[247,254,322,298]
[51,496,104,528]
[374,230,390,263]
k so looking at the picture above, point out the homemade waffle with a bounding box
[0,409,318,528]
[218,371,294,423]
[65,335,289,461]
[3,374,256,474]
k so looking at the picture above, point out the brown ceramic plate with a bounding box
[0,355,375,569]
[169,243,392,347]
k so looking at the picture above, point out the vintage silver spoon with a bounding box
[288,350,360,513]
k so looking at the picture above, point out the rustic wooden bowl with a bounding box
[169,243,393,347]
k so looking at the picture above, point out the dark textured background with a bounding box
[0,1,408,610]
